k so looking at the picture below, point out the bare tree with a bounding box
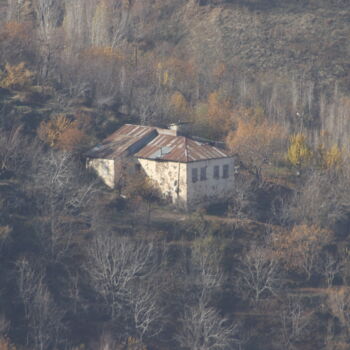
[17,258,42,319]
[86,233,163,341]
[0,126,24,176]
[177,241,240,350]
[130,280,164,342]
[319,252,343,288]
[63,0,92,53]
[34,0,63,79]
[227,172,260,221]
[87,234,154,319]
[0,127,46,183]
[327,287,350,339]
[29,150,98,261]
[236,246,281,303]
[126,174,161,225]
[7,0,24,21]
[17,258,65,350]
[178,301,238,350]
[285,170,350,230]
[66,271,82,315]
[95,330,119,350]
[273,225,332,280]
[109,0,132,49]
[279,297,312,350]
[29,282,65,350]
[190,244,223,302]
[0,314,9,338]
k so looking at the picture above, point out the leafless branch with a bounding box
[86,233,155,321]
[177,300,239,350]
[236,246,281,303]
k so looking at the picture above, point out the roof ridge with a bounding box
[183,136,188,162]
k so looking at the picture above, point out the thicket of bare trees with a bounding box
[17,259,65,350]
[177,245,240,350]
[1,124,350,349]
[285,170,350,231]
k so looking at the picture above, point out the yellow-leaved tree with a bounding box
[0,63,35,90]
[169,91,189,120]
[324,144,343,169]
[287,133,312,168]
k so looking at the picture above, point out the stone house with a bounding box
[85,124,236,209]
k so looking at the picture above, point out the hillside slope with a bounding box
[1,0,350,146]
[162,0,349,90]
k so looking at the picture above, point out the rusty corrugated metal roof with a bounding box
[86,124,231,162]
[135,134,230,162]
[105,124,155,141]
[85,124,156,159]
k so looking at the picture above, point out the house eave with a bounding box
[135,156,234,163]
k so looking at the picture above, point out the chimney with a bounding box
[169,123,180,135]
[168,122,191,136]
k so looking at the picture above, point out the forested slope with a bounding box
[1,0,350,146]
[1,1,350,350]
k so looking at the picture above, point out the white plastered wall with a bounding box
[86,156,236,208]
[87,158,115,188]
[138,158,188,208]
[186,157,236,207]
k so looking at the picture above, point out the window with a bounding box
[213,165,220,179]
[192,168,198,183]
[223,164,229,178]
[200,167,207,181]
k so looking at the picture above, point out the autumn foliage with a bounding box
[169,91,189,119]
[83,47,125,63]
[157,57,196,87]
[287,133,344,171]
[0,63,35,90]
[287,133,312,168]
[37,113,91,151]
[0,338,15,350]
[0,22,31,41]
[193,91,234,140]
[273,225,332,279]
[226,107,287,179]
[323,144,343,170]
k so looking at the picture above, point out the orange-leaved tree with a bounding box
[226,107,287,181]
[192,91,234,140]
[0,337,16,350]
[38,112,91,151]
[38,114,71,148]
[272,224,332,280]
[0,21,33,63]
[1,21,31,41]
